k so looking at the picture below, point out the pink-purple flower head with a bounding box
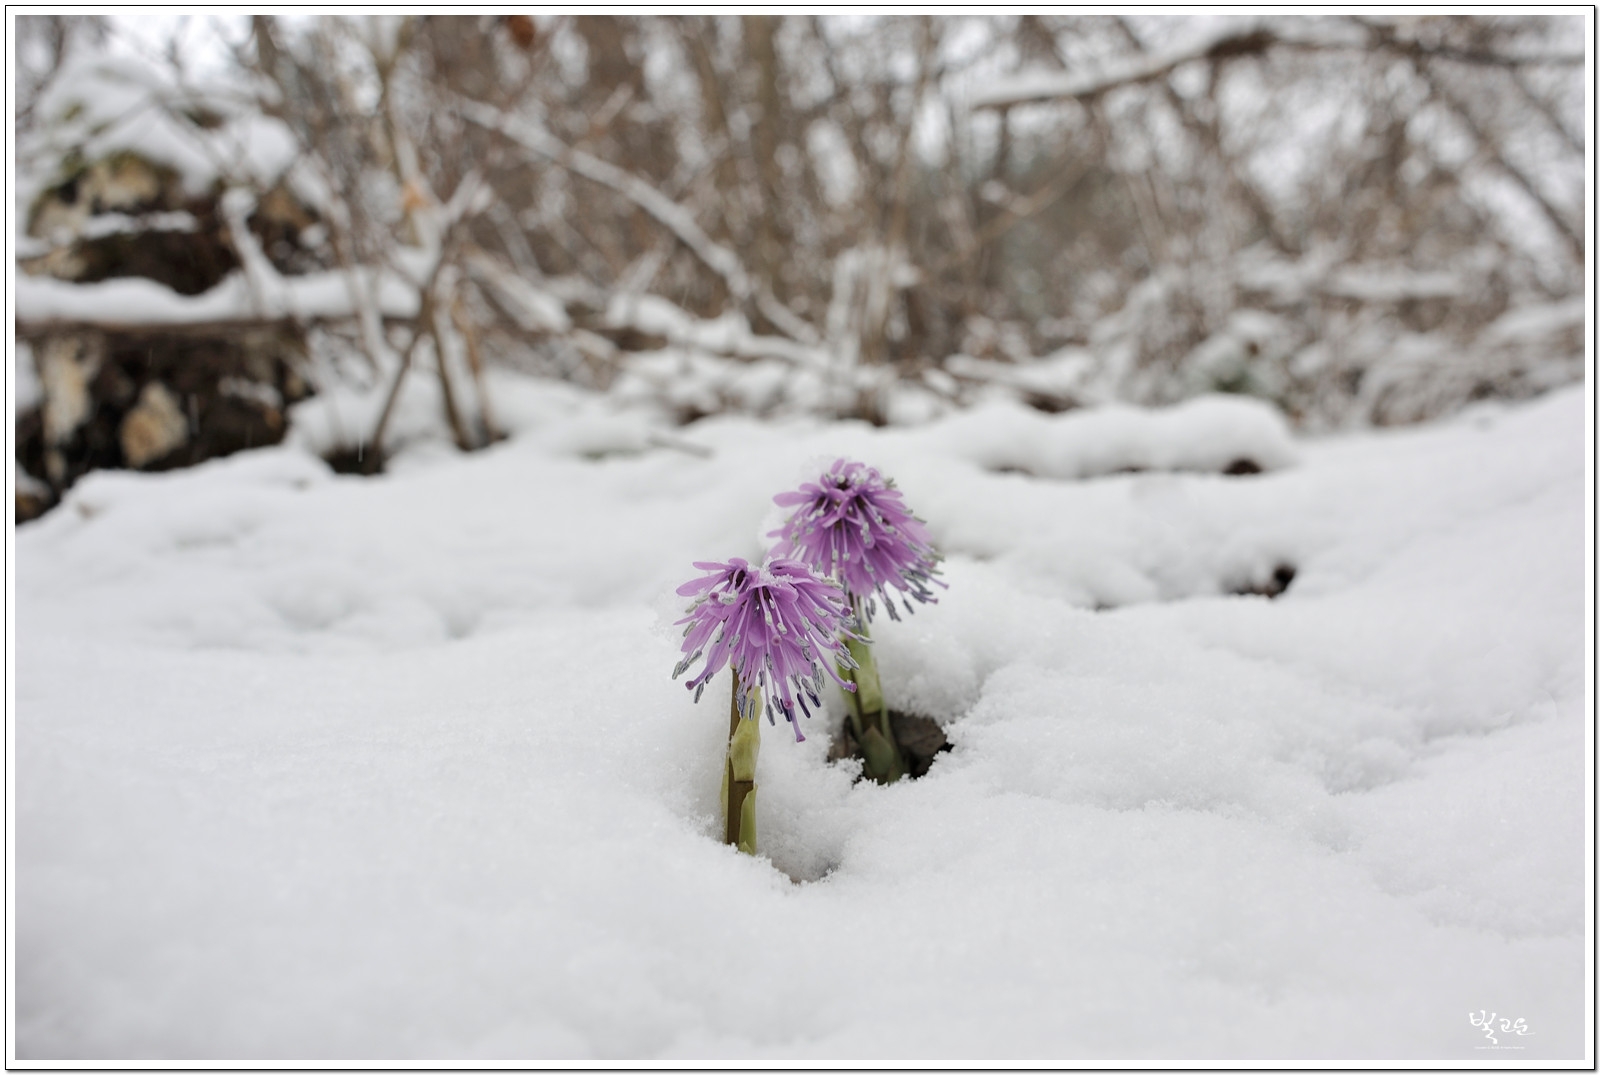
[673,556,859,741]
[770,458,946,623]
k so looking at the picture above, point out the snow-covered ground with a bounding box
[11,383,1590,1061]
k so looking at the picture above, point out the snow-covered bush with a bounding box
[12,14,1586,524]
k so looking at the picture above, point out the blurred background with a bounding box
[11,14,1588,521]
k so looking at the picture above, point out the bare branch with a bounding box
[974,23,1285,109]
[456,95,820,346]
[1420,63,1585,263]
[974,19,1584,110]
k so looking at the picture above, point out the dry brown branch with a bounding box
[458,95,820,346]
[1420,63,1585,262]
[974,19,1584,110]
[451,291,500,444]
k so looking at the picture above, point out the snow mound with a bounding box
[918,393,1298,479]
[13,385,1587,1061]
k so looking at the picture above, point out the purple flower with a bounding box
[770,458,945,622]
[673,557,858,741]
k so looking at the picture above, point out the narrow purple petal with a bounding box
[769,459,946,613]
[670,554,852,740]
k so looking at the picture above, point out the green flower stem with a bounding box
[841,626,907,784]
[721,670,760,854]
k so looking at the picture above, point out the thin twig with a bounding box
[456,95,820,346]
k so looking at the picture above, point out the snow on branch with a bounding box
[1320,267,1465,303]
[219,187,286,320]
[17,212,200,259]
[463,253,573,335]
[973,23,1282,109]
[973,18,1584,110]
[456,96,820,347]
[14,267,423,335]
[1233,246,1472,306]
[463,248,828,371]
[604,292,826,370]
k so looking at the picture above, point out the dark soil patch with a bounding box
[1230,563,1296,599]
[1021,391,1076,415]
[828,710,951,780]
[323,444,383,475]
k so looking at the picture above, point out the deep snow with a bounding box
[11,383,1591,1061]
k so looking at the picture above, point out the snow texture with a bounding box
[15,263,425,330]
[12,383,1588,1061]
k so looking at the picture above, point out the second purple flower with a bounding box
[770,457,944,623]
[771,458,947,784]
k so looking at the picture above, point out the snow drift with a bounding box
[12,384,1588,1061]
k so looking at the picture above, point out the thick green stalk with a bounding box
[721,670,760,853]
[841,625,907,784]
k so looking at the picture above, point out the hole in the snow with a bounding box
[322,445,382,475]
[1021,391,1076,415]
[1230,562,1296,599]
[826,710,952,781]
[1223,457,1264,476]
